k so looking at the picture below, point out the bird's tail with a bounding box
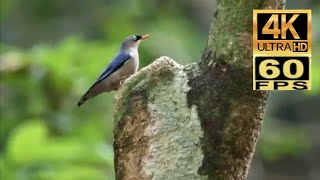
[77,96,88,107]
[77,81,104,107]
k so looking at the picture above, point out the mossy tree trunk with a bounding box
[113,0,285,179]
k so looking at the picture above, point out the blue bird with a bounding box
[77,34,150,106]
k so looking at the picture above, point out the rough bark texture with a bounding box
[113,0,286,179]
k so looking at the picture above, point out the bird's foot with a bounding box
[120,75,131,81]
[119,75,131,85]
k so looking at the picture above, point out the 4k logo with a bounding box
[253,10,312,90]
[253,10,311,54]
[259,13,307,40]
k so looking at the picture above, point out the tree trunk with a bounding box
[113,0,285,179]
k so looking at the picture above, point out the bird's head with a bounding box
[121,34,149,50]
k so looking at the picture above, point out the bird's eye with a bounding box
[132,36,137,41]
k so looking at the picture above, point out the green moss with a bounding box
[207,0,266,65]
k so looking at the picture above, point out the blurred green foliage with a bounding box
[0,0,320,179]
[0,38,119,179]
[310,44,320,93]
[0,0,207,177]
[258,119,311,161]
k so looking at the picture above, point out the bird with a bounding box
[77,34,150,107]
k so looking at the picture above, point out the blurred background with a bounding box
[0,0,319,179]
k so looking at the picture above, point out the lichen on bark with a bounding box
[114,57,205,180]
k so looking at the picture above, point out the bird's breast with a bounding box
[119,56,139,77]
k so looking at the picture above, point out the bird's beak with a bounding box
[141,34,150,40]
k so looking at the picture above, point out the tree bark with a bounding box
[113,0,285,179]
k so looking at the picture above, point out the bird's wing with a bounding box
[96,53,131,82]
[77,53,131,106]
